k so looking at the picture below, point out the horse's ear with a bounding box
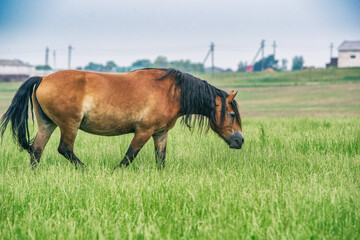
[227,91,238,102]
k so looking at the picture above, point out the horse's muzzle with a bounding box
[228,131,244,149]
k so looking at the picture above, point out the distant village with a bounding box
[1,40,359,82]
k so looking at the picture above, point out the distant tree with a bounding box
[292,56,304,70]
[169,60,188,71]
[168,60,204,73]
[253,55,278,71]
[85,62,104,72]
[270,58,279,69]
[131,59,152,70]
[190,63,204,73]
[281,59,288,71]
[153,56,168,68]
[82,57,204,73]
[104,61,117,72]
[237,61,247,72]
[36,65,52,70]
[84,61,130,72]
[115,66,130,73]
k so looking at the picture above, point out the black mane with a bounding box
[157,68,241,130]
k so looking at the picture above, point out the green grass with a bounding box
[1,118,360,239]
[237,82,360,117]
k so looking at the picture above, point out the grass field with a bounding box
[200,67,360,88]
[1,68,360,239]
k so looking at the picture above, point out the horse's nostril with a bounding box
[234,137,243,146]
[242,138,244,144]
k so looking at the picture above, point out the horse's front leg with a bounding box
[152,131,168,169]
[113,130,153,170]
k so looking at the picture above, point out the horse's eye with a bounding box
[228,112,236,118]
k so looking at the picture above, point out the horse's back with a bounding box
[35,70,180,136]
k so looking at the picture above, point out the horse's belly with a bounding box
[79,113,135,136]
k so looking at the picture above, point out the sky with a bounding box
[0,0,359,70]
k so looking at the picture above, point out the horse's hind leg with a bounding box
[30,121,56,168]
[30,97,57,168]
[57,125,86,169]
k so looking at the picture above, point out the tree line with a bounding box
[82,56,204,73]
[237,55,304,72]
[36,54,305,73]
[76,55,304,73]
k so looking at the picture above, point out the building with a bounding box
[0,59,36,82]
[338,41,360,68]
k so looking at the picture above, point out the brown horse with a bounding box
[0,68,244,169]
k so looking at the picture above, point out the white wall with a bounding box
[0,65,36,75]
[338,51,360,68]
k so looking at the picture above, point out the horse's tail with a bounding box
[0,76,43,152]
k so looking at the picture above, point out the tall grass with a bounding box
[1,117,359,239]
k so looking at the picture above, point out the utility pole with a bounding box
[211,42,214,79]
[330,42,334,59]
[261,40,265,71]
[53,50,56,70]
[68,45,72,69]
[272,41,277,58]
[45,47,49,67]
[202,42,215,79]
[250,39,266,71]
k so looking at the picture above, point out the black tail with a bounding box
[0,76,43,152]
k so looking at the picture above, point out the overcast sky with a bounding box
[1,0,359,70]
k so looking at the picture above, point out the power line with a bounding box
[75,45,207,53]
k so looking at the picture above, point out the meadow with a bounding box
[1,68,360,239]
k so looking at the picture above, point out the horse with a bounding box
[0,68,244,170]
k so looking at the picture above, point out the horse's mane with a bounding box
[157,68,241,131]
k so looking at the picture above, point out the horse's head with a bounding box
[210,91,244,149]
